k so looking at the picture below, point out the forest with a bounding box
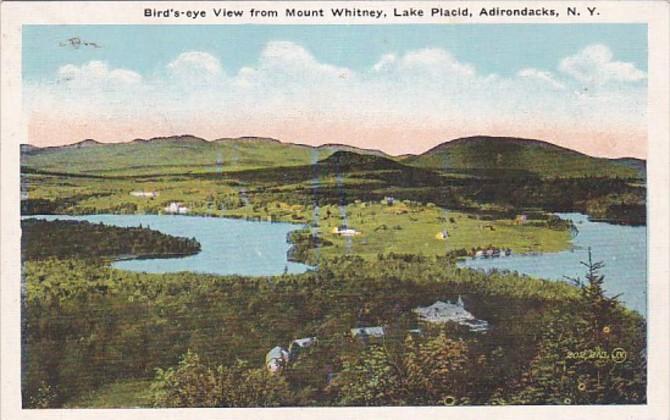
[21,224,646,407]
[21,219,200,260]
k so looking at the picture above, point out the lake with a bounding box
[24,212,647,316]
[459,213,647,317]
[24,214,311,276]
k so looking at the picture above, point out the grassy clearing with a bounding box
[311,202,571,259]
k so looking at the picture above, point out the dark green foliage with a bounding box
[150,351,291,407]
[21,219,200,260]
[286,230,334,265]
[21,137,646,226]
[405,136,641,179]
[21,252,645,407]
[330,335,475,406]
[495,250,646,404]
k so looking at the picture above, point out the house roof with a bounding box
[413,299,489,332]
[291,337,317,348]
[351,327,385,337]
[265,346,288,363]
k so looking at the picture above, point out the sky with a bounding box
[23,24,648,158]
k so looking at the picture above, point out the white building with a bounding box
[290,337,318,350]
[414,297,489,333]
[164,202,189,214]
[288,337,318,361]
[332,225,360,237]
[130,191,158,198]
[265,346,289,373]
[350,326,385,339]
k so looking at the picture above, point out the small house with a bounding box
[332,225,360,237]
[130,191,158,198]
[164,202,190,214]
[514,214,528,225]
[288,337,317,361]
[351,326,385,339]
[413,297,489,333]
[435,230,449,240]
[265,346,289,373]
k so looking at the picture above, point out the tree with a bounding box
[150,350,293,408]
[403,334,471,405]
[501,249,646,404]
[329,345,404,406]
[565,247,619,333]
[330,335,473,406]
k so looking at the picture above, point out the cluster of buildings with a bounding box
[265,297,489,373]
[128,191,190,215]
[471,247,512,259]
[164,202,190,214]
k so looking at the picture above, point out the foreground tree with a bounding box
[150,350,292,407]
[500,249,646,404]
[329,335,473,406]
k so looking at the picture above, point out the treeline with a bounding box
[21,219,200,260]
[22,253,645,407]
[21,163,646,226]
[236,170,645,226]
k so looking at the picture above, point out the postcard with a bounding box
[1,1,668,419]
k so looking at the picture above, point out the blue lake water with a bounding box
[24,214,311,276]
[24,212,647,316]
[459,213,647,317]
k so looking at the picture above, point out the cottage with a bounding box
[435,230,449,240]
[265,346,289,373]
[413,297,489,333]
[290,337,318,350]
[289,337,318,360]
[514,214,528,225]
[351,326,385,339]
[130,191,158,198]
[164,202,190,214]
[332,225,360,237]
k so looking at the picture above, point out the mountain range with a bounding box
[21,135,644,179]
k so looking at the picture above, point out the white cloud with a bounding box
[559,44,646,85]
[517,68,565,90]
[372,54,397,72]
[400,48,476,77]
[257,41,353,80]
[372,48,476,78]
[57,61,142,85]
[26,41,646,157]
[167,51,223,78]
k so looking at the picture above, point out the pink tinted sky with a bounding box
[27,111,646,159]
